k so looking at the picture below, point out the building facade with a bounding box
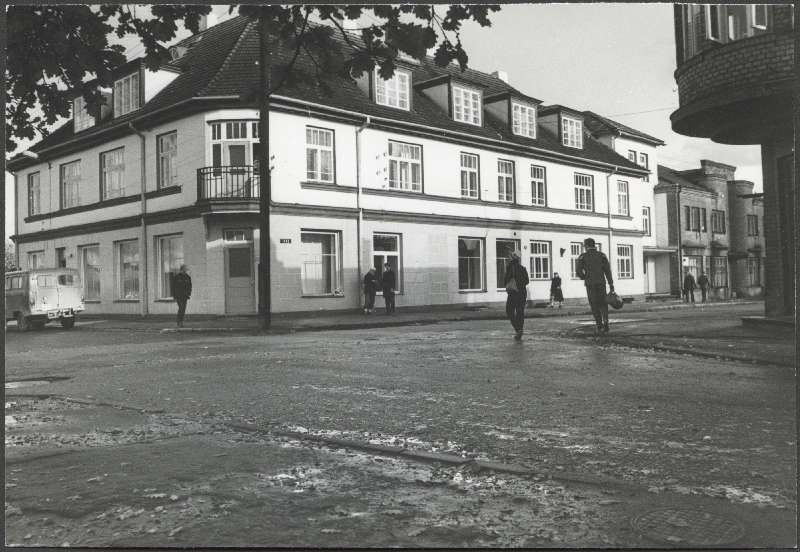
[10,16,659,316]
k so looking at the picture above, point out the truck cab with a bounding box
[5,268,85,331]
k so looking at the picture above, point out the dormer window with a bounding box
[512,102,536,138]
[452,85,481,126]
[73,96,94,132]
[561,115,583,149]
[114,72,140,117]
[375,68,410,110]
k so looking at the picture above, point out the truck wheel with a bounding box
[16,312,31,332]
[60,317,76,329]
[32,320,47,331]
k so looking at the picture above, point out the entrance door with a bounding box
[225,246,255,314]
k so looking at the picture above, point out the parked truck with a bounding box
[5,269,85,331]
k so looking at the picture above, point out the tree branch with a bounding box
[267,8,311,95]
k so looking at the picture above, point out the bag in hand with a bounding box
[505,267,518,293]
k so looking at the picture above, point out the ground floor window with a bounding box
[27,250,44,270]
[711,256,728,287]
[116,240,140,300]
[458,237,484,291]
[495,239,519,289]
[570,242,583,279]
[56,247,67,268]
[157,235,184,299]
[529,241,551,280]
[372,233,401,293]
[224,228,253,242]
[300,230,342,296]
[80,245,101,300]
[745,257,761,286]
[617,244,633,279]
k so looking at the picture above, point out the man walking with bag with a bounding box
[504,251,530,340]
[576,238,614,335]
[172,264,192,328]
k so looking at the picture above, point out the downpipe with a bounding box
[355,116,371,302]
[605,166,618,264]
[128,122,149,316]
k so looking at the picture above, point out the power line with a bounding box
[606,106,678,118]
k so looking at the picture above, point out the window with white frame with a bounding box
[116,240,140,300]
[388,140,422,192]
[113,72,140,116]
[639,152,650,182]
[752,4,767,29]
[101,147,125,200]
[157,235,184,300]
[458,237,484,291]
[452,85,482,126]
[460,153,479,199]
[711,209,726,234]
[642,206,651,236]
[375,68,410,110]
[157,132,178,189]
[306,127,335,183]
[570,242,583,279]
[746,214,759,236]
[60,160,81,209]
[574,173,594,211]
[80,245,101,300]
[746,257,761,286]
[495,239,520,289]
[73,96,94,132]
[28,250,44,270]
[561,115,583,148]
[512,102,536,138]
[497,159,515,203]
[706,4,722,41]
[627,150,636,163]
[530,165,546,206]
[27,172,41,216]
[372,233,401,293]
[617,180,629,216]
[226,121,247,139]
[529,241,551,280]
[300,231,342,296]
[617,244,633,279]
[224,228,252,242]
[711,256,728,287]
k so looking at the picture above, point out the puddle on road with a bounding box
[6,376,71,389]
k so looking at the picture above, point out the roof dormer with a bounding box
[111,59,181,118]
[484,91,541,139]
[72,88,113,132]
[414,75,486,127]
[539,105,585,149]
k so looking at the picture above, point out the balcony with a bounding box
[197,165,260,202]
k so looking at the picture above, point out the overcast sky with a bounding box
[5,3,763,240]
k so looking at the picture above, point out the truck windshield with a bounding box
[37,275,57,287]
[58,274,76,285]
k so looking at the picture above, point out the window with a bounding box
[211,123,222,140]
[226,121,247,139]
[701,208,707,232]
[617,180,629,216]
[752,4,767,29]
[158,132,178,189]
[306,127,335,183]
[251,122,259,138]
[711,256,728,287]
[495,239,520,289]
[458,238,484,291]
[387,141,422,192]
[452,85,482,126]
[711,209,726,234]
[706,4,722,41]
[574,173,594,211]
[375,68,410,110]
[642,206,651,236]
[685,206,702,231]
[224,229,252,242]
[638,152,649,182]
[617,244,633,279]
[684,255,702,280]
[101,147,125,200]
[113,72,140,116]
[27,172,41,216]
[60,160,81,209]
[116,240,140,300]
[512,102,536,138]
[28,250,44,270]
[746,257,761,286]
[627,150,637,163]
[570,242,583,279]
[300,231,341,296]
[746,214,759,236]
[58,274,75,286]
[73,96,94,132]
[460,153,479,199]
[530,165,546,206]
[372,233,401,293]
[561,115,583,148]
[529,241,551,280]
[157,235,184,300]
[80,245,101,301]
[56,247,66,268]
[497,160,515,203]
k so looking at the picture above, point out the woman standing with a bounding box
[363,267,377,314]
[550,272,564,308]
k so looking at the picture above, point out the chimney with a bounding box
[492,70,509,83]
[199,13,217,32]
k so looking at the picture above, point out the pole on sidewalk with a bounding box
[257,14,272,330]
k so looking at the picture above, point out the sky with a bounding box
[5,3,763,240]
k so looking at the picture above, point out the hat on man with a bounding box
[583,238,596,248]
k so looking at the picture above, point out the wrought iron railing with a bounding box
[197,166,260,200]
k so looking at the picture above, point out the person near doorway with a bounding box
[550,272,564,308]
[683,272,696,303]
[363,267,377,314]
[576,238,614,335]
[697,272,710,303]
[381,262,396,314]
[172,264,192,327]
[504,250,530,340]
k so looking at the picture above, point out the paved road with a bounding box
[5,307,796,547]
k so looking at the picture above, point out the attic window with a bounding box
[561,115,583,149]
[512,102,536,138]
[375,68,410,110]
[73,96,94,132]
[452,85,481,126]
[114,72,140,117]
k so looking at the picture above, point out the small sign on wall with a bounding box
[280,239,291,244]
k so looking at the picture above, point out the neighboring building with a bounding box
[8,16,657,316]
[671,4,794,317]
[656,160,765,300]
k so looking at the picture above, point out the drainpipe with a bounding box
[13,172,19,268]
[605,166,618,264]
[355,115,371,297]
[675,184,683,297]
[128,122,148,316]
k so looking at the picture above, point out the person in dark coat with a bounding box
[172,264,192,327]
[504,251,530,340]
[697,272,710,303]
[683,272,696,303]
[576,238,614,334]
[363,267,377,314]
[381,262,396,314]
[550,272,564,308]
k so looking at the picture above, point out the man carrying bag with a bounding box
[504,251,530,340]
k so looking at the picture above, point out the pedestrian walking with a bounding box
[697,272,709,303]
[683,272,696,303]
[172,264,192,327]
[550,272,564,308]
[575,238,614,334]
[381,262,396,314]
[363,267,377,314]
[504,251,530,340]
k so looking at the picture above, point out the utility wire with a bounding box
[606,106,678,118]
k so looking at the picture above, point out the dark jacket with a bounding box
[683,273,696,291]
[697,274,709,289]
[550,275,562,292]
[504,261,530,295]
[363,271,377,294]
[576,248,613,287]
[381,268,396,290]
[172,272,192,300]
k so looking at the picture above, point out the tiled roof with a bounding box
[656,164,712,193]
[583,111,665,146]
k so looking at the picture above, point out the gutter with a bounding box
[355,115,372,300]
[128,122,149,316]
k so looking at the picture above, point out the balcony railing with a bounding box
[197,165,260,201]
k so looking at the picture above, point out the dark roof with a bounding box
[583,111,665,146]
[656,164,712,193]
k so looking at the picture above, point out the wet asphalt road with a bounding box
[4,309,797,547]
